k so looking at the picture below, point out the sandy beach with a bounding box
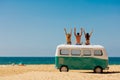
[0,65,120,80]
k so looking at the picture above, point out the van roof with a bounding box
[57,44,104,49]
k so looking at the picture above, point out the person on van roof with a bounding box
[74,27,83,45]
[64,28,72,44]
[83,29,93,45]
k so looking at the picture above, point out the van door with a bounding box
[93,49,108,69]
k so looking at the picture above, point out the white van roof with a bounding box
[57,44,104,49]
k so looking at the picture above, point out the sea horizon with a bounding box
[0,57,120,65]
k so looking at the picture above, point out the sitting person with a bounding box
[83,29,93,45]
[74,27,83,45]
[64,28,72,44]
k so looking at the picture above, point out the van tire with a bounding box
[94,66,103,73]
[59,65,69,72]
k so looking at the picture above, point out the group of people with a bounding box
[64,28,93,45]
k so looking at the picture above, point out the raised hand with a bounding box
[64,28,67,34]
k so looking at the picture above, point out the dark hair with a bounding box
[86,33,90,40]
[77,33,79,35]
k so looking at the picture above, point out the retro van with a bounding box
[55,44,109,73]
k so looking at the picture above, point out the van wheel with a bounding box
[59,65,69,72]
[94,66,103,73]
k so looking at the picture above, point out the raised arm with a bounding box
[90,29,93,37]
[74,27,76,36]
[70,28,72,35]
[64,28,67,35]
[83,29,86,36]
[80,28,83,36]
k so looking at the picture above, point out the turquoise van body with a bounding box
[55,44,109,72]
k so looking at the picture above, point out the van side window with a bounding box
[83,50,91,56]
[94,50,103,56]
[71,50,81,56]
[60,49,69,55]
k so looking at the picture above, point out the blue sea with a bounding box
[0,57,120,65]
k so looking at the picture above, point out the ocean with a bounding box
[0,57,120,65]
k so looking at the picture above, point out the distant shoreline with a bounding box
[0,57,120,65]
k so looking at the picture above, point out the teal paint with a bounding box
[55,56,108,70]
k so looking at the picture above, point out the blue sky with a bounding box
[0,0,120,57]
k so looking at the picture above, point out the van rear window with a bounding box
[71,50,81,56]
[60,49,69,55]
[94,50,103,56]
[83,50,91,56]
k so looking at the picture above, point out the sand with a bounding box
[0,65,120,80]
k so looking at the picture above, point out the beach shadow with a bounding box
[81,71,120,74]
[102,71,120,74]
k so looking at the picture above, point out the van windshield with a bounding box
[94,50,103,56]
